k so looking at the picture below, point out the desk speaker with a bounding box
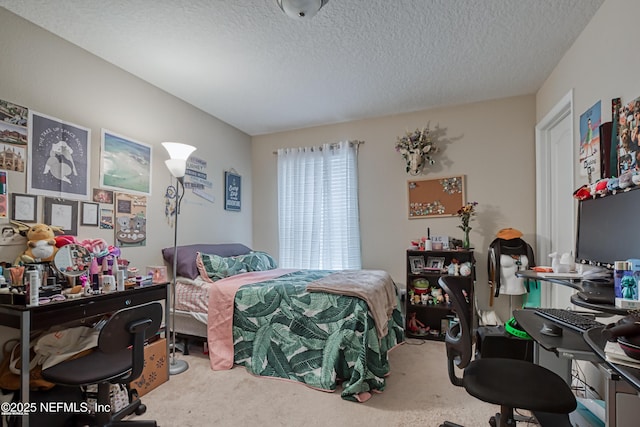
[475,325,533,362]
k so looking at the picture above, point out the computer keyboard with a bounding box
[534,308,604,333]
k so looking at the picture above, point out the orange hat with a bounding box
[496,228,523,240]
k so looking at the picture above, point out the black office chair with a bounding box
[438,276,576,427]
[42,302,163,427]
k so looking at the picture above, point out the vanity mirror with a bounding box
[53,244,92,278]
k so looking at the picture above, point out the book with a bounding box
[604,341,640,369]
[599,121,612,178]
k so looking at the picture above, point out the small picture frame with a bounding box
[427,256,446,270]
[44,197,78,235]
[80,202,99,226]
[224,170,241,211]
[409,256,425,273]
[11,193,38,223]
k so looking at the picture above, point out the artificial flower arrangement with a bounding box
[394,126,438,175]
[457,201,478,248]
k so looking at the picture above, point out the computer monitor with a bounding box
[575,188,640,268]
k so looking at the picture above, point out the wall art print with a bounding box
[27,111,90,200]
[224,170,241,211]
[579,100,601,181]
[100,129,152,196]
[43,197,78,236]
[613,96,640,176]
[115,192,146,247]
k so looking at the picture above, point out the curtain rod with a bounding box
[272,140,364,155]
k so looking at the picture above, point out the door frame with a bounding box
[535,90,574,308]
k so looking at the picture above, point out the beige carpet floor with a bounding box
[139,339,506,427]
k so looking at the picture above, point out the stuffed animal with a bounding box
[12,222,64,264]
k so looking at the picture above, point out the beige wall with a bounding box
[538,0,640,189]
[252,95,537,318]
[0,8,253,270]
[536,0,639,396]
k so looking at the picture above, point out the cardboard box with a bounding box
[130,338,168,397]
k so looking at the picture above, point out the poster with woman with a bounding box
[27,111,90,200]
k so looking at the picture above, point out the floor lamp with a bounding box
[162,141,196,376]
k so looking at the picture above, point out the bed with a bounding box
[162,244,405,402]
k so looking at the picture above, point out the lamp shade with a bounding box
[277,0,328,19]
[164,159,187,178]
[162,142,196,178]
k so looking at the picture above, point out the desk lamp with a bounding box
[162,142,196,375]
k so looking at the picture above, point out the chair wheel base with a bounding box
[135,404,147,415]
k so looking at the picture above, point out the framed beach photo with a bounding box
[100,129,152,196]
[43,197,78,235]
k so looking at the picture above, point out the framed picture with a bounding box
[115,192,147,247]
[426,256,446,270]
[224,170,241,211]
[100,129,152,196]
[11,193,37,222]
[409,256,425,273]
[92,188,114,204]
[0,170,7,219]
[80,202,99,226]
[43,197,78,235]
[408,175,465,218]
[579,100,601,180]
[27,111,91,200]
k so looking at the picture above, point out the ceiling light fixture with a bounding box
[277,0,329,19]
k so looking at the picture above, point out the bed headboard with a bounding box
[162,243,252,279]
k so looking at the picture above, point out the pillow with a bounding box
[236,251,278,272]
[162,243,252,279]
[197,252,248,282]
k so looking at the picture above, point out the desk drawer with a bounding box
[30,286,166,330]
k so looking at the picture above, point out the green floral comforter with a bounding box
[231,270,404,401]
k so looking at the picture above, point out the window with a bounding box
[277,141,361,269]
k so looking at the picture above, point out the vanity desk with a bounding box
[0,282,168,427]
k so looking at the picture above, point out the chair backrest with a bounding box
[98,301,163,382]
[438,276,473,387]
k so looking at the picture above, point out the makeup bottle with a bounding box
[28,270,39,306]
[424,227,433,250]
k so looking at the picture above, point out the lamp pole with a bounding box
[169,175,188,375]
[161,141,195,376]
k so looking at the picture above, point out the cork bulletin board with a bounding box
[408,175,465,218]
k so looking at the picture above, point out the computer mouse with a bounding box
[540,322,563,337]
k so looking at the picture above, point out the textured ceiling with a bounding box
[0,0,604,136]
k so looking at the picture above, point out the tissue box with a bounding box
[130,338,168,397]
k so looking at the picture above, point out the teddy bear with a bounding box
[13,222,64,264]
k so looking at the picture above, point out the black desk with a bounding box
[513,308,599,361]
[0,283,168,427]
[516,270,629,315]
[583,327,640,393]
[515,308,640,426]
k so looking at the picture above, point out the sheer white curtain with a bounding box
[277,141,361,269]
